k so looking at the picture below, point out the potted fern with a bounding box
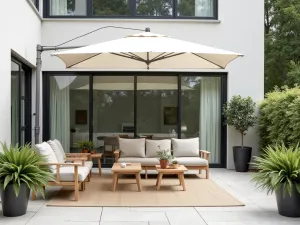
[223,95,256,172]
[0,143,54,217]
[77,140,95,153]
[251,143,300,217]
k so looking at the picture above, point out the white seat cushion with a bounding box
[119,138,146,158]
[54,166,90,182]
[175,157,208,166]
[47,140,65,163]
[146,139,171,158]
[53,139,66,158]
[172,138,199,157]
[118,157,160,166]
[35,142,58,171]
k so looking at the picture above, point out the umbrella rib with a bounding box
[126,52,145,61]
[110,53,146,62]
[66,53,102,68]
[151,52,167,61]
[192,53,224,69]
[150,52,185,63]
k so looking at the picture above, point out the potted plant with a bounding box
[88,141,95,154]
[157,146,172,169]
[170,160,179,169]
[77,141,95,153]
[223,95,257,172]
[0,143,54,217]
[251,143,300,217]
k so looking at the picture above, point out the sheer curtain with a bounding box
[50,77,70,153]
[200,77,221,163]
[51,0,68,15]
[195,0,213,17]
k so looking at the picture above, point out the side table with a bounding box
[89,153,102,176]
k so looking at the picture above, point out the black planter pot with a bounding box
[1,183,30,217]
[233,146,252,172]
[275,184,300,217]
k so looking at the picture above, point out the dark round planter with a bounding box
[233,146,252,172]
[1,183,30,217]
[275,184,300,217]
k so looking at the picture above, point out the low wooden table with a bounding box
[111,163,142,192]
[89,153,102,176]
[155,165,188,191]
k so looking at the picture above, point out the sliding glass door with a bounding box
[44,72,226,167]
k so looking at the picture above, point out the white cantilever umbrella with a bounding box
[51,30,243,70]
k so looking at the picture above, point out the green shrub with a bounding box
[251,143,300,196]
[259,86,300,149]
[223,95,257,147]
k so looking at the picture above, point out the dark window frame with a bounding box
[43,71,227,168]
[31,0,39,10]
[43,0,218,20]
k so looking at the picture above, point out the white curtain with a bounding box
[50,77,70,153]
[195,0,213,17]
[200,77,221,163]
[51,0,68,15]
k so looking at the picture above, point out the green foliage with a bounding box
[76,141,94,151]
[223,95,257,147]
[93,0,129,16]
[251,143,300,196]
[258,86,300,149]
[136,0,173,16]
[265,0,300,92]
[172,160,178,164]
[156,146,172,161]
[0,143,54,197]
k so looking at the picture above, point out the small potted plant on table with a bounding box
[170,160,179,169]
[223,95,257,172]
[157,147,172,169]
[251,143,300,217]
[77,141,95,154]
[0,143,54,217]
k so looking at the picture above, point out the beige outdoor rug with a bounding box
[47,174,244,207]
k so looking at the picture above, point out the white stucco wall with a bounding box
[40,0,264,169]
[0,0,41,146]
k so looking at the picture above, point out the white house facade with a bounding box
[0,0,264,169]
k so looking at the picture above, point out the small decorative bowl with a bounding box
[120,162,126,168]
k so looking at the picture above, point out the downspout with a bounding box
[35,44,42,144]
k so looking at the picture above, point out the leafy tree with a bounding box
[265,0,300,93]
[93,0,130,15]
[136,0,173,16]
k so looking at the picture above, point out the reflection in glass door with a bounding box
[137,76,178,139]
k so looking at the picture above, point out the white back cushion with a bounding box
[119,138,146,158]
[146,139,171,158]
[172,138,199,157]
[35,142,58,170]
[48,140,65,163]
[53,139,66,158]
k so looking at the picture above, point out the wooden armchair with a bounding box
[32,156,89,201]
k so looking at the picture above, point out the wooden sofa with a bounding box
[114,138,211,179]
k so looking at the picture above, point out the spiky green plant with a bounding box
[251,143,300,196]
[0,143,55,197]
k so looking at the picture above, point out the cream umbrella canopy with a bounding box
[51,29,243,70]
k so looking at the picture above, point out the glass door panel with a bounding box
[93,76,134,164]
[137,76,178,140]
[181,76,221,163]
[11,61,19,146]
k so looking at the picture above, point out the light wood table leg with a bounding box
[179,173,186,191]
[98,158,102,176]
[112,172,118,192]
[156,173,163,190]
[135,173,142,192]
[178,174,181,185]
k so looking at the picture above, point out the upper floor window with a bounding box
[31,0,39,10]
[46,0,217,19]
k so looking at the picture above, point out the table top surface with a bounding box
[155,165,188,173]
[89,153,103,158]
[112,163,142,172]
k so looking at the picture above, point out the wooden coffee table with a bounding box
[111,163,142,192]
[155,165,188,191]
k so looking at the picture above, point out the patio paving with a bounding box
[0,168,300,225]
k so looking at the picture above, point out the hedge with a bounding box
[259,86,300,149]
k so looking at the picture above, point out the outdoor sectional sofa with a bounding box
[114,138,210,179]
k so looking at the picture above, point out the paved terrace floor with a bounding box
[0,168,300,225]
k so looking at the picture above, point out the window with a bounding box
[31,0,39,10]
[46,0,217,19]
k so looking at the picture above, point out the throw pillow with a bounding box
[119,138,146,158]
[172,138,199,157]
[48,140,65,163]
[35,142,59,171]
[53,139,66,158]
[146,139,171,158]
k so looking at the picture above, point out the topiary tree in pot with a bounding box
[0,143,54,217]
[223,95,257,172]
[251,143,300,217]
